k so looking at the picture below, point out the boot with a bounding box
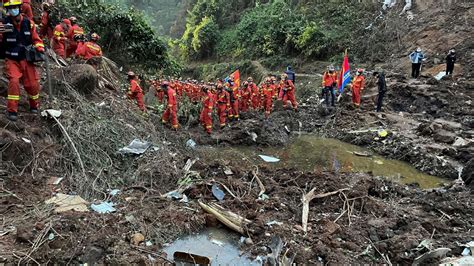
[7,112,18,121]
[30,108,39,114]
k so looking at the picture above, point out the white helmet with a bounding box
[416,47,422,53]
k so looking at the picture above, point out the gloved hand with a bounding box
[208,112,212,117]
[36,46,45,53]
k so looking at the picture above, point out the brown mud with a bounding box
[1,2,474,264]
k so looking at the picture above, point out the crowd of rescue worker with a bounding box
[126,71,299,134]
[0,0,459,128]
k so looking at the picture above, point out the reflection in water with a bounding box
[163,227,257,265]
[199,136,449,189]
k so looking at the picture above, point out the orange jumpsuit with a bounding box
[52,24,68,58]
[67,24,84,57]
[280,80,298,110]
[76,41,102,60]
[3,15,44,114]
[240,85,251,112]
[40,11,53,39]
[228,85,240,120]
[249,83,260,110]
[351,75,365,107]
[21,0,34,21]
[261,84,274,118]
[216,89,230,128]
[128,79,146,112]
[200,90,214,134]
[162,88,179,129]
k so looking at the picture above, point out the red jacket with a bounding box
[76,41,102,60]
[322,72,338,87]
[202,91,214,111]
[217,90,230,106]
[129,80,143,95]
[166,88,177,106]
[351,75,365,90]
[281,80,295,91]
[52,24,68,56]
[21,0,33,21]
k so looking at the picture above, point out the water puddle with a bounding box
[163,227,257,265]
[199,135,449,189]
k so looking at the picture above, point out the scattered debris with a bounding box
[47,177,64,186]
[186,139,197,149]
[302,188,349,232]
[48,233,55,241]
[435,71,447,80]
[378,129,388,138]
[353,151,373,157]
[259,155,280,163]
[91,202,116,214]
[145,241,153,247]
[211,239,225,247]
[266,220,283,227]
[198,201,251,235]
[45,193,89,213]
[41,109,62,118]
[109,189,120,196]
[453,137,469,147]
[21,138,31,144]
[211,184,225,201]
[224,168,233,176]
[119,139,152,155]
[130,233,145,245]
[173,252,211,265]
[413,248,451,265]
[163,189,189,203]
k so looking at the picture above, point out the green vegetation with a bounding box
[57,0,182,75]
[174,0,377,62]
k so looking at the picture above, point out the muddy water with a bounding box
[200,135,449,189]
[163,227,257,265]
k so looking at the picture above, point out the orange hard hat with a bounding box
[3,0,22,7]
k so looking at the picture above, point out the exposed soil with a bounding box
[1,2,473,264]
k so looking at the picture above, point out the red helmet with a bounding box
[357,68,364,73]
[90,33,100,41]
[63,18,71,26]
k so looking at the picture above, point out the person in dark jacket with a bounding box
[445,49,456,75]
[284,65,296,84]
[373,69,386,113]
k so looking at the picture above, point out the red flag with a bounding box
[231,70,240,88]
[338,50,351,93]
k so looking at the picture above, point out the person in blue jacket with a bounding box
[409,47,425,79]
[285,65,296,84]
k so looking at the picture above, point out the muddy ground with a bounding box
[1,2,473,261]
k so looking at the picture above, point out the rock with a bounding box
[433,58,441,64]
[80,246,105,264]
[426,77,439,85]
[434,119,462,131]
[49,64,98,96]
[433,130,456,144]
[319,219,341,235]
[130,233,145,246]
[453,137,468,147]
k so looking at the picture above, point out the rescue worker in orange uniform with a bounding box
[227,79,240,121]
[39,2,53,40]
[216,83,230,129]
[322,65,338,107]
[199,86,214,134]
[66,17,84,57]
[75,33,102,60]
[52,19,70,58]
[127,71,146,113]
[240,80,251,112]
[1,0,45,121]
[261,78,275,119]
[161,81,179,130]
[351,68,365,108]
[248,77,259,110]
[20,0,33,20]
[280,73,298,112]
